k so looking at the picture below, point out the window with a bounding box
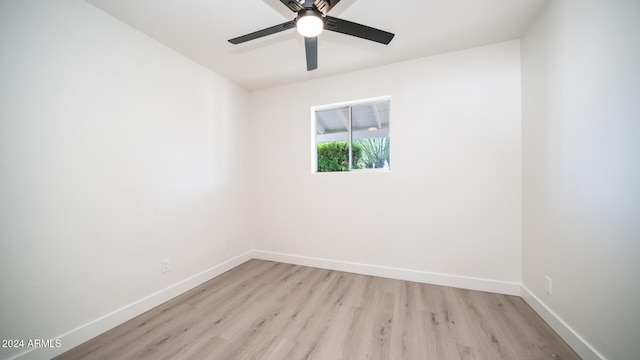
[312,97,390,172]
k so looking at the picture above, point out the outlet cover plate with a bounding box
[544,276,552,295]
[161,258,170,273]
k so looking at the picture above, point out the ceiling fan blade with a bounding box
[325,16,394,45]
[228,20,296,44]
[305,36,318,71]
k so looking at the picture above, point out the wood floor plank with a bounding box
[55,260,581,360]
[422,284,462,360]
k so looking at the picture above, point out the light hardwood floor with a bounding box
[56,260,580,359]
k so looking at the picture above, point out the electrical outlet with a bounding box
[224,239,231,250]
[544,276,552,295]
[161,258,170,273]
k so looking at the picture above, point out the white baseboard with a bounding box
[252,250,521,296]
[258,250,605,358]
[10,251,253,360]
[10,250,599,360]
[520,285,605,360]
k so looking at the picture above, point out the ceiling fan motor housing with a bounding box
[296,9,325,24]
[287,0,335,15]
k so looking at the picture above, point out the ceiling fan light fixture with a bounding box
[296,10,324,37]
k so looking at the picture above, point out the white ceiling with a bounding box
[84,0,548,91]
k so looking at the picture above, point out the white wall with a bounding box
[249,41,522,292]
[521,0,640,359]
[0,1,252,359]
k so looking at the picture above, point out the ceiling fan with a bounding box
[228,0,395,71]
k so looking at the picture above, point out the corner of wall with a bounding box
[520,285,605,360]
